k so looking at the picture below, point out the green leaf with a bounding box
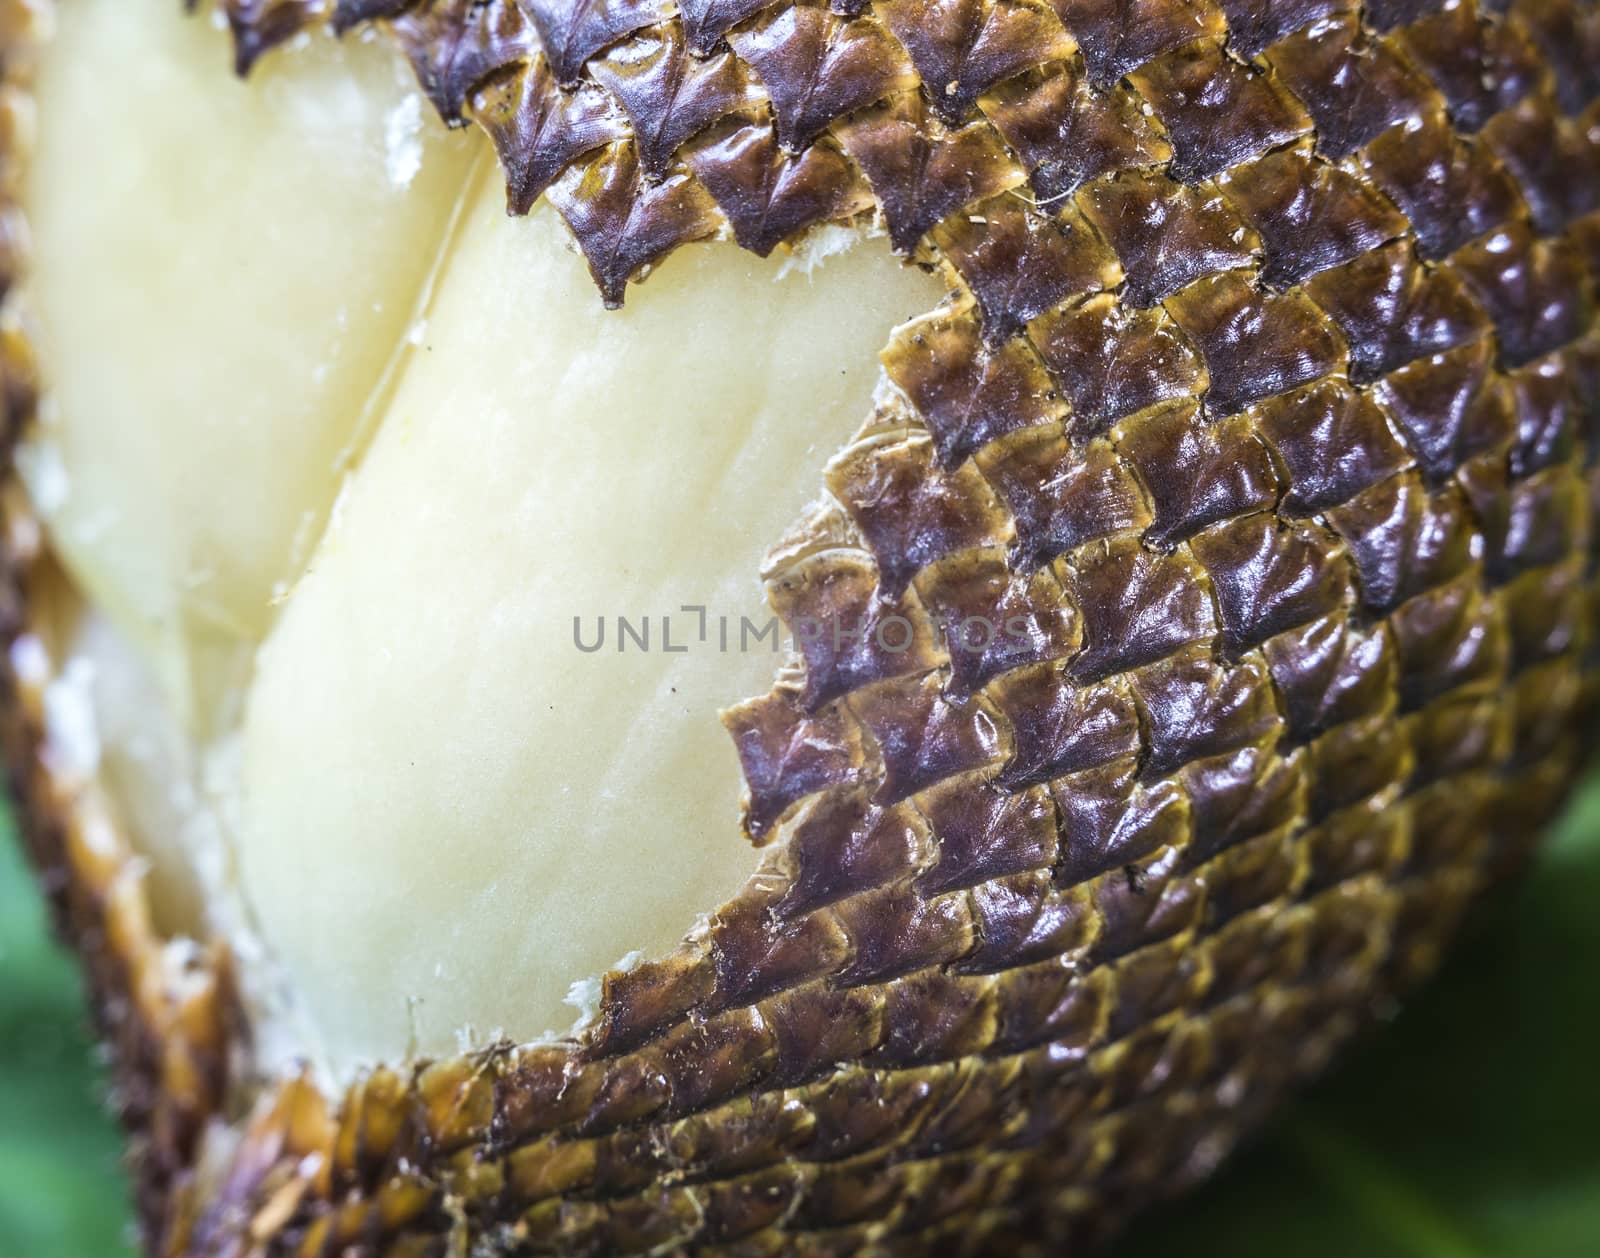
[1,779,1597,1256]
[0,809,135,1258]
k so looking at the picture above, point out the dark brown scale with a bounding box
[1029,294,1209,434]
[1262,612,1395,741]
[914,775,1059,893]
[680,0,780,54]
[1180,740,1305,867]
[1254,379,1411,516]
[1509,0,1600,116]
[1049,765,1188,905]
[765,550,941,710]
[217,0,327,74]
[1301,798,1406,892]
[707,887,851,1007]
[929,197,1121,344]
[836,93,1019,253]
[848,671,1006,804]
[868,968,999,1067]
[1359,111,1522,260]
[1483,96,1600,234]
[1166,271,1347,414]
[1050,0,1224,90]
[1326,470,1476,613]
[881,311,1066,467]
[1203,899,1304,1001]
[1406,690,1506,791]
[1128,644,1282,780]
[1216,0,1351,59]
[960,870,1092,970]
[980,61,1173,205]
[976,428,1152,569]
[873,0,1074,126]
[831,882,977,986]
[1078,169,1258,308]
[590,22,756,175]
[523,0,674,85]
[1371,339,1516,484]
[1218,144,1405,287]
[1306,710,1410,817]
[1126,37,1311,182]
[1363,0,1447,32]
[1305,240,1487,383]
[1265,12,1437,158]
[1566,330,1600,443]
[1056,535,1218,682]
[331,0,418,35]
[9,3,1600,1257]
[825,429,1007,596]
[1201,823,1306,922]
[775,791,932,917]
[467,60,623,215]
[687,124,871,255]
[1507,351,1585,475]
[990,663,1141,787]
[1388,572,1509,710]
[1114,402,1279,546]
[1089,847,1205,963]
[546,142,721,305]
[1394,0,1543,134]
[1103,938,1211,1041]
[1502,561,1587,674]
[1188,512,1352,656]
[722,690,867,837]
[914,548,1080,692]
[1458,226,1590,369]
[390,0,534,124]
[729,4,917,152]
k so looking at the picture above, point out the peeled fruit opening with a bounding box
[21,0,943,1080]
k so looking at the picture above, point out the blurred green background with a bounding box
[1,781,1596,1258]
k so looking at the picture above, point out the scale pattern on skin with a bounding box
[4,0,1600,1253]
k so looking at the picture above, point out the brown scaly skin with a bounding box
[4,0,1600,1253]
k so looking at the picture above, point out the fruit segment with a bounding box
[21,0,475,736]
[239,199,939,1072]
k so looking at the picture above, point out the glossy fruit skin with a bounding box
[3,0,1599,1254]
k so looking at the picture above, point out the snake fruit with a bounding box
[1,0,1597,1254]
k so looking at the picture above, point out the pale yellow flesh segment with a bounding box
[241,203,940,1072]
[25,2,942,1076]
[21,0,475,734]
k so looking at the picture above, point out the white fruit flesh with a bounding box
[22,0,942,1077]
[20,0,478,738]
